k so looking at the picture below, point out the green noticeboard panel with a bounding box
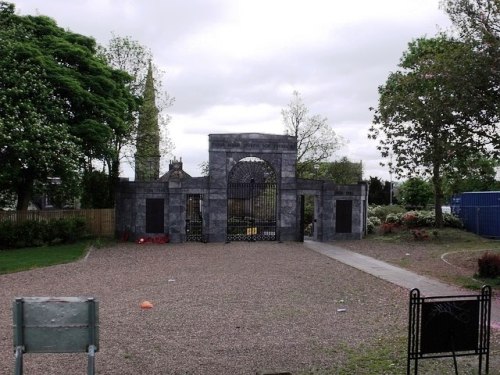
[12,297,99,353]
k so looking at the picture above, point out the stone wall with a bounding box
[115,133,368,243]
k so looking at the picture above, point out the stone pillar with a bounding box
[207,138,228,242]
[168,179,184,243]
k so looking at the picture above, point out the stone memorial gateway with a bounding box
[115,133,368,243]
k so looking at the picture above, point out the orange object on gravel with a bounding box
[140,301,153,309]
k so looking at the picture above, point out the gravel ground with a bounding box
[0,241,409,374]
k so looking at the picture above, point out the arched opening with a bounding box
[227,157,277,241]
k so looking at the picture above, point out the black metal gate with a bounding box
[186,194,203,242]
[227,160,277,241]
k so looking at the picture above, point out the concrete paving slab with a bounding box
[304,240,500,326]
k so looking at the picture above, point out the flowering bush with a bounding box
[368,205,405,221]
[365,206,463,236]
[385,213,402,225]
[402,211,418,227]
[380,222,397,234]
[367,216,381,234]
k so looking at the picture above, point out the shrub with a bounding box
[16,220,48,247]
[411,229,430,241]
[402,211,418,228]
[0,217,86,249]
[367,216,381,234]
[368,205,405,222]
[50,217,86,243]
[443,213,463,228]
[385,213,402,225]
[0,221,17,248]
[398,210,463,229]
[477,252,500,278]
[380,222,396,234]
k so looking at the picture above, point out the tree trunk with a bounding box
[432,163,444,228]
[16,177,34,211]
[108,157,120,208]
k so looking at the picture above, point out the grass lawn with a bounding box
[347,227,500,290]
[0,241,91,274]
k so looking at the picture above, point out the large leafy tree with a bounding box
[0,3,138,208]
[282,91,343,177]
[442,0,499,48]
[0,4,81,209]
[442,0,500,151]
[369,35,498,226]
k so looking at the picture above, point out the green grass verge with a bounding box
[370,227,500,247]
[301,334,493,374]
[0,241,91,274]
[368,227,500,290]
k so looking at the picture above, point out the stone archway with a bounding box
[226,158,277,241]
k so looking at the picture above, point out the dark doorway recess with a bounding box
[336,200,352,233]
[146,198,164,233]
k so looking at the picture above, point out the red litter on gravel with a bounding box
[140,301,153,309]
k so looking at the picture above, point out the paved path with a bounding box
[304,240,500,326]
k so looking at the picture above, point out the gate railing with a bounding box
[227,181,277,241]
[186,194,203,242]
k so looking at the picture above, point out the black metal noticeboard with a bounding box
[407,285,491,375]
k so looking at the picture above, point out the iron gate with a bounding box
[186,194,203,241]
[227,160,277,241]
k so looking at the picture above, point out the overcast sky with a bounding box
[13,0,452,181]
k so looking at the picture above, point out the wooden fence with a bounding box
[0,209,115,237]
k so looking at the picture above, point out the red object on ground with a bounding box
[136,235,169,244]
[140,301,153,309]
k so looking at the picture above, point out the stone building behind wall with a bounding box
[116,133,368,242]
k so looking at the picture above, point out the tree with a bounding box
[369,35,498,226]
[282,91,343,177]
[0,14,82,210]
[443,156,500,199]
[442,0,500,48]
[441,0,500,151]
[398,178,433,209]
[135,62,160,181]
[368,177,394,205]
[98,34,174,174]
[80,171,111,208]
[323,157,363,184]
[0,3,138,208]
[298,157,362,183]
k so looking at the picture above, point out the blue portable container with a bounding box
[455,191,500,238]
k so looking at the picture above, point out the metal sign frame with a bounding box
[407,286,491,375]
[13,297,99,375]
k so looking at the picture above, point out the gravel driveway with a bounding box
[0,242,412,374]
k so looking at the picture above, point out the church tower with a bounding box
[135,61,160,181]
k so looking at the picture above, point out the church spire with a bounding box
[135,60,160,181]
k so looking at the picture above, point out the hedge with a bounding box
[0,217,87,249]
